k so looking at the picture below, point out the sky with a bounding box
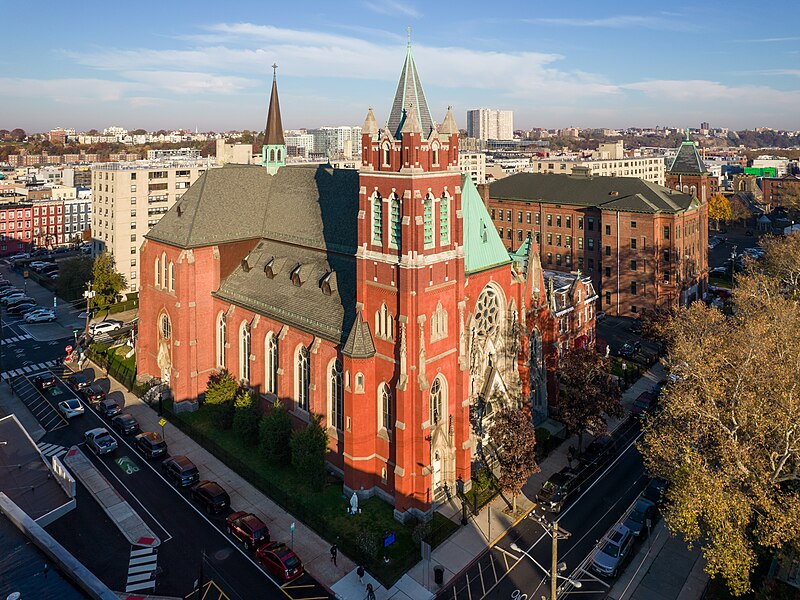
[2,0,799,133]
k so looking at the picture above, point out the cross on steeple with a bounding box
[407,26,411,47]
[272,63,278,80]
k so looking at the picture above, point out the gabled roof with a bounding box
[146,164,359,251]
[342,312,376,358]
[265,74,285,146]
[386,44,434,139]
[462,175,512,274]
[489,173,697,214]
[668,135,708,174]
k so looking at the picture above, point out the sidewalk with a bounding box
[66,358,355,593]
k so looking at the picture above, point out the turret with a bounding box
[262,63,286,175]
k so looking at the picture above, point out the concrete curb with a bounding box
[62,445,160,548]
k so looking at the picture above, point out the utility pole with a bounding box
[730,245,737,287]
[551,520,559,600]
[83,281,95,346]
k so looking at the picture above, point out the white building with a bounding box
[752,155,790,177]
[528,143,665,186]
[308,126,362,159]
[64,189,91,243]
[466,109,514,141]
[459,152,487,185]
[90,158,216,293]
[215,140,256,165]
[285,133,315,158]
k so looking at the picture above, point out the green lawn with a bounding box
[173,406,459,586]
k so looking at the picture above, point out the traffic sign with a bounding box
[158,418,167,427]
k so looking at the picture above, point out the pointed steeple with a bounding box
[386,40,434,140]
[362,106,378,136]
[438,105,458,136]
[668,131,708,175]
[265,64,285,146]
[400,104,422,135]
[262,63,286,175]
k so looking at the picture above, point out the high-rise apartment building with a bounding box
[308,126,363,159]
[90,159,214,293]
[459,152,487,184]
[466,108,513,140]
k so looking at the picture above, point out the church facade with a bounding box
[137,46,595,520]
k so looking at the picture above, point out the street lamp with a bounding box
[510,542,582,600]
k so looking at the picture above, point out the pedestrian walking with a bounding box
[366,583,376,600]
[356,565,365,584]
[330,544,337,566]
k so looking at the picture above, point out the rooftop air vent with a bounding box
[609,191,619,197]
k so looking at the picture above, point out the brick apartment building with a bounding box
[483,171,708,317]
[761,175,800,210]
[0,201,65,255]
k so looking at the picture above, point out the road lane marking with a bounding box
[130,547,155,557]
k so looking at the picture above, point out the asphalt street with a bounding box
[438,419,649,600]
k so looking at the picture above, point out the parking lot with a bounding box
[9,369,69,431]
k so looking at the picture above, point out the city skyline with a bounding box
[3,0,799,132]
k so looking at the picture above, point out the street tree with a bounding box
[557,347,623,452]
[291,414,328,484]
[707,194,731,229]
[487,407,539,512]
[232,388,261,446]
[757,232,800,297]
[640,274,800,595]
[57,255,93,302]
[203,371,238,429]
[91,251,126,306]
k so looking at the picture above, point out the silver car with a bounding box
[591,523,634,577]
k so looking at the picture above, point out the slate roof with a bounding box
[462,174,512,274]
[146,164,359,252]
[342,312,376,358]
[386,44,434,139]
[489,173,698,214]
[668,138,708,174]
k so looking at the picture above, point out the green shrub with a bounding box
[259,403,293,464]
[290,414,328,483]
[203,371,238,429]
[233,389,260,446]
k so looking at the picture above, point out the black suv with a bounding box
[67,373,91,391]
[134,431,168,458]
[80,385,107,408]
[535,467,583,514]
[31,373,57,391]
[580,434,617,469]
[190,480,230,514]
[162,455,200,487]
[97,398,121,418]
[111,413,140,436]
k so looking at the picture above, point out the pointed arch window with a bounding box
[270,149,275,162]
[431,143,440,166]
[168,262,175,292]
[154,257,161,287]
[439,194,450,245]
[382,143,391,167]
[329,359,344,432]
[161,252,167,289]
[277,149,282,161]
[423,194,434,249]
[296,345,310,411]
[375,303,394,340]
[431,301,448,342]
[216,313,227,369]
[265,332,279,394]
[372,193,383,245]
[390,195,401,249]
[430,376,446,425]
[379,384,392,432]
[239,322,251,384]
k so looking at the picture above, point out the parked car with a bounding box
[632,391,658,417]
[4,295,33,306]
[84,427,117,455]
[630,320,642,335]
[89,319,123,335]
[8,303,37,315]
[31,373,57,391]
[18,304,44,316]
[618,340,641,357]
[256,542,304,582]
[58,398,85,418]
[97,398,121,418]
[709,266,727,276]
[79,385,106,408]
[134,431,168,458]
[8,252,29,260]
[225,511,270,550]
[623,496,657,537]
[25,310,56,323]
[535,466,583,514]
[643,477,668,505]
[67,373,91,391]
[111,413,140,436]
[161,455,199,487]
[581,434,617,468]
[591,523,634,577]
[189,480,230,514]
[0,287,20,297]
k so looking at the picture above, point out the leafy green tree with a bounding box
[91,251,126,306]
[233,388,261,446]
[56,256,93,301]
[290,414,328,483]
[259,403,293,464]
[203,371,238,429]
[487,407,539,512]
[556,347,623,451]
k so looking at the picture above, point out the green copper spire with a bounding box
[262,63,286,175]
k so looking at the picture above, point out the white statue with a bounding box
[350,492,359,515]
[605,344,611,358]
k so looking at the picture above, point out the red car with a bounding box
[256,542,304,582]
[225,511,270,550]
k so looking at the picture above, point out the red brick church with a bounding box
[137,45,595,520]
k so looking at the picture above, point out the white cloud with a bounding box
[523,14,697,32]
[122,71,259,95]
[363,0,420,18]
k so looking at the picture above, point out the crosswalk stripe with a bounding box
[126,572,155,583]
[22,366,33,373]
[128,564,158,574]
[129,555,159,566]
[129,548,155,557]
[38,443,57,452]
[125,580,156,592]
